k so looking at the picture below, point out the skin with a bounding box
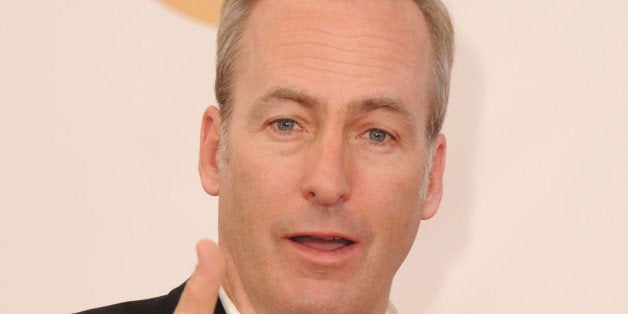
[178,0,447,313]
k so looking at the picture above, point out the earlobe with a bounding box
[198,106,222,196]
[421,134,446,220]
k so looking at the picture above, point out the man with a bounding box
[81,0,453,313]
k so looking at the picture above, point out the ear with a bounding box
[198,106,222,196]
[421,134,446,220]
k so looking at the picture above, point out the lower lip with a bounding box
[282,238,359,267]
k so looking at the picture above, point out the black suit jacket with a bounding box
[76,282,226,314]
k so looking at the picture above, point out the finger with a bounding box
[174,239,225,314]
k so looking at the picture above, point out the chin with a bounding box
[274,293,346,314]
[269,276,381,314]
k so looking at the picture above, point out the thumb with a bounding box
[174,239,225,314]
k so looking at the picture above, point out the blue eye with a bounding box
[368,129,387,142]
[276,119,296,131]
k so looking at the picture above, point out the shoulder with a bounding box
[75,283,185,314]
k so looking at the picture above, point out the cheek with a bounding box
[355,162,423,241]
[220,144,301,226]
[355,152,424,203]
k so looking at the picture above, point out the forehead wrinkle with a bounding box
[282,54,406,79]
[270,32,417,78]
[246,87,326,124]
[273,29,417,58]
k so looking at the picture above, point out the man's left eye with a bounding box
[276,119,297,131]
[368,129,388,142]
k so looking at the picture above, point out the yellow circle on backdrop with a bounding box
[157,0,225,25]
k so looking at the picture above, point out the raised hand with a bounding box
[174,239,225,314]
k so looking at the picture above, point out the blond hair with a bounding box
[215,0,454,143]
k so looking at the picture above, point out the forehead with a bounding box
[236,0,432,116]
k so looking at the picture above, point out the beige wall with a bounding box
[1,1,626,313]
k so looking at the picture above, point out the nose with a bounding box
[301,134,351,206]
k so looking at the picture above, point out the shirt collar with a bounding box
[218,287,240,314]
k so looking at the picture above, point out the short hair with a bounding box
[215,0,454,142]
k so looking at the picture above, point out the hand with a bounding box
[174,239,225,314]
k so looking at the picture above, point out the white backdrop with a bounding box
[1,1,626,313]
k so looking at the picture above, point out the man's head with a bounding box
[198,0,453,313]
[215,0,454,144]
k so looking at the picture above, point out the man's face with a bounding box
[201,0,445,312]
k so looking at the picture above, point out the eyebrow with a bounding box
[247,87,324,123]
[346,96,415,125]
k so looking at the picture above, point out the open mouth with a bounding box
[290,235,355,251]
